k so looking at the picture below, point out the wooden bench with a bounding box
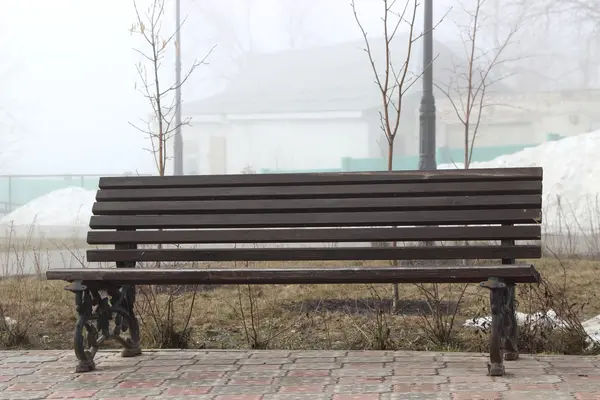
[46,167,543,376]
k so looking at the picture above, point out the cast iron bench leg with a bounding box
[481,278,508,376]
[65,281,142,373]
[503,283,519,361]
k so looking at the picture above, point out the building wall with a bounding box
[436,90,600,150]
[443,121,537,149]
[183,117,370,174]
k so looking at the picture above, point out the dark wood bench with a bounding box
[46,167,543,376]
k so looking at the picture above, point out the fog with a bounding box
[0,0,598,175]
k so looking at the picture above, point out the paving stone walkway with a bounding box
[0,350,598,399]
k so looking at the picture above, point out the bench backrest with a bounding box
[86,167,543,263]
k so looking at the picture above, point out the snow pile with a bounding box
[440,130,600,234]
[465,310,565,331]
[464,310,600,347]
[582,315,600,344]
[0,187,96,227]
[2,317,17,330]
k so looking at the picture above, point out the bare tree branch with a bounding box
[436,0,521,168]
[351,0,440,156]
[352,0,446,313]
[130,0,214,176]
[159,45,216,98]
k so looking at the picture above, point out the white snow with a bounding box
[582,315,600,345]
[440,130,600,234]
[465,310,565,331]
[0,187,96,228]
[2,317,17,330]
[464,310,600,347]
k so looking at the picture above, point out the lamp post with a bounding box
[174,0,184,175]
[418,0,436,171]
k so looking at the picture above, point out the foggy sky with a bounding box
[0,0,595,175]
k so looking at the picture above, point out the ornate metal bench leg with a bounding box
[115,254,142,358]
[114,305,142,358]
[481,278,507,376]
[118,285,142,358]
[503,283,519,361]
[65,281,97,373]
[65,282,142,373]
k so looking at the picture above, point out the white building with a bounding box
[181,38,600,174]
[181,38,473,175]
[437,90,600,149]
[182,35,600,175]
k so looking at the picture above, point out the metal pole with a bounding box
[418,0,437,171]
[174,0,184,175]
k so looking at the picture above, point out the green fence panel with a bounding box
[340,155,421,171]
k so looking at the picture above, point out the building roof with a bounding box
[184,37,510,116]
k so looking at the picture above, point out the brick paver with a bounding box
[0,350,597,399]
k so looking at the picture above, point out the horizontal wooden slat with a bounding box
[95,180,543,202]
[98,167,543,189]
[86,245,542,262]
[46,265,541,285]
[87,226,542,245]
[89,209,541,229]
[91,195,542,215]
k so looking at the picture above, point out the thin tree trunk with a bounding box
[464,123,469,168]
[388,141,400,313]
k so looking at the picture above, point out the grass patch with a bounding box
[0,257,598,355]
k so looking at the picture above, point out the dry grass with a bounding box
[0,256,598,355]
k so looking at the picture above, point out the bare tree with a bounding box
[554,1,600,89]
[435,0,521,169]
[129,0,214,349]
[352,0,444,312]
[532,0,600,22]
[351,0,423,171]
[538,0,600,88]
[130,0,214,176]
[501,0,600,90]
[278,0,315,49]
[189,0,313,83]
[190,0,255,69]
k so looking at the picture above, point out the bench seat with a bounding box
[47,265,540,285]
